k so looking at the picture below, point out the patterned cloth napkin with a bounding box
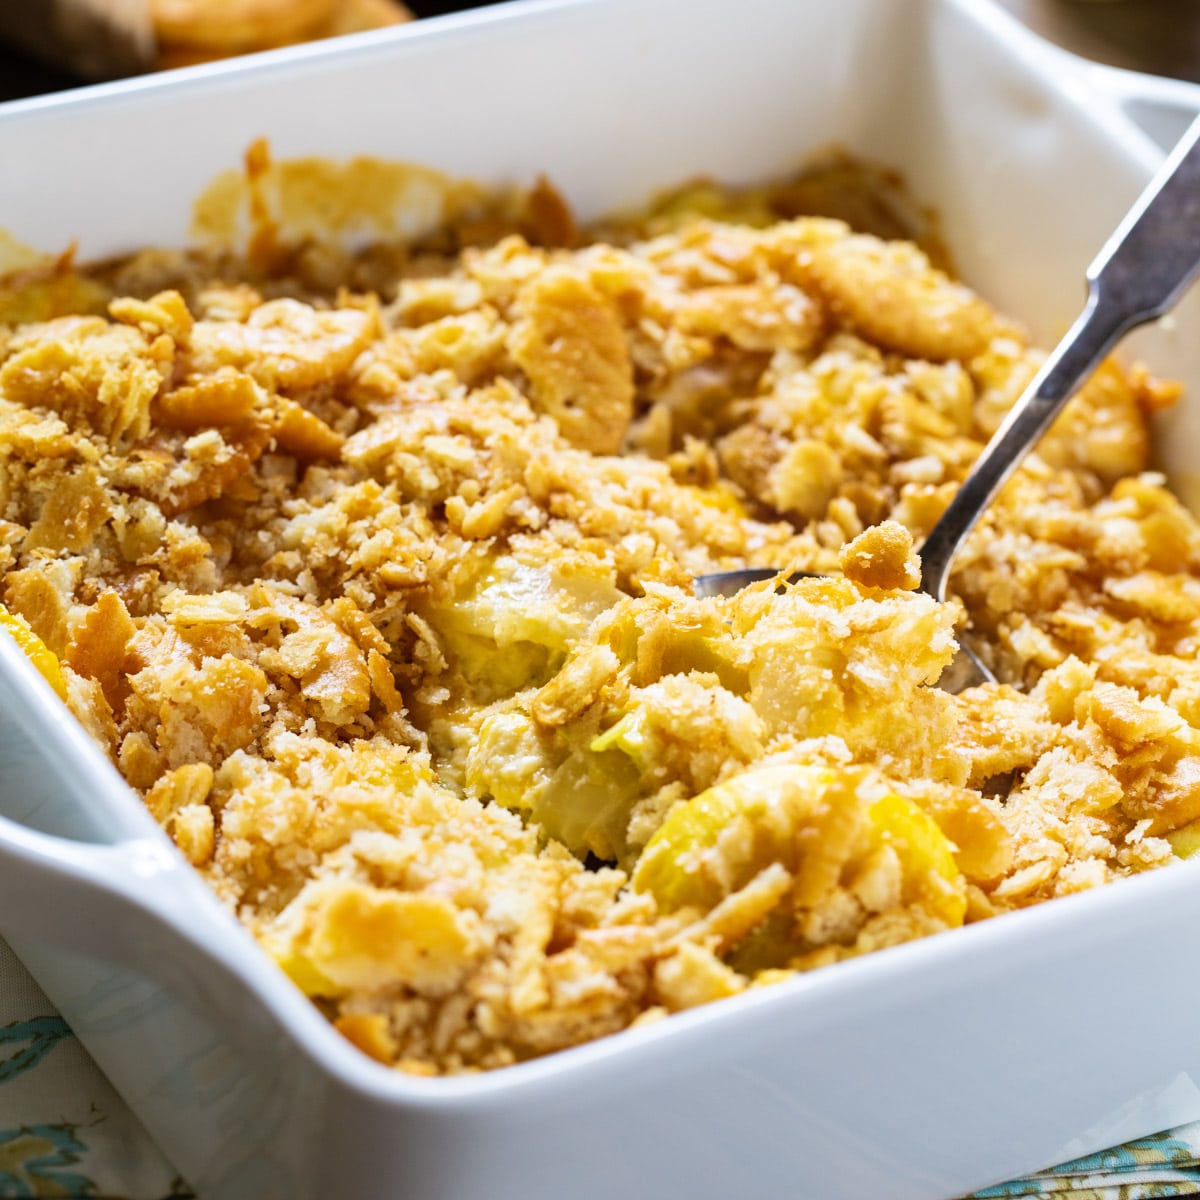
[1,933,1198,1200]
[0,939,186,1199]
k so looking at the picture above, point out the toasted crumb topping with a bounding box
[1,173,1194,1074]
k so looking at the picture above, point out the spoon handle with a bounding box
[920,113,1200,602]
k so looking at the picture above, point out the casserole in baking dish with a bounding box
[4,0,1200,1196]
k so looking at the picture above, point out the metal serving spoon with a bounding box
[696,114,1200,692]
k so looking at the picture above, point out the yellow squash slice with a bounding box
[0,604,67,699]
[633,763,966,926]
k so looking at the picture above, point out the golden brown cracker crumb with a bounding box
[335,1012,400,1064]
[65,589,139,713]
[838,521,920,591]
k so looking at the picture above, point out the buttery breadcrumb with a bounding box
[0,172,1195,1074]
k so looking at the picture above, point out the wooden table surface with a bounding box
[0,0,1197,103]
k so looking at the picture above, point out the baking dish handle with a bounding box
[0,812,204,951]
[1074,60,1200,153]
[0,810,309,1036]
[0,626,240,964]
[0,629,310,1041]
[0,805,350,1132]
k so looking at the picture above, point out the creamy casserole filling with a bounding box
[0,169,1194,1074]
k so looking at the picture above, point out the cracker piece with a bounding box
[509,268,634,454]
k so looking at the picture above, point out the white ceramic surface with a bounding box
[2,2,1200,1197]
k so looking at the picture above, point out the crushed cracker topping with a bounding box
[1,173,1195,1075]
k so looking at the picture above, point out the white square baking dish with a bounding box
[3,2,1200,1197]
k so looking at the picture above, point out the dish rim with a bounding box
[0,0,1197,1112]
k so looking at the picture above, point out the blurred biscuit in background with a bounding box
[151,0,340,51]
[0,0,415,80]
[153,0,414,68]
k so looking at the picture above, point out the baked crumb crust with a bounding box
[0,176,1195,1073]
